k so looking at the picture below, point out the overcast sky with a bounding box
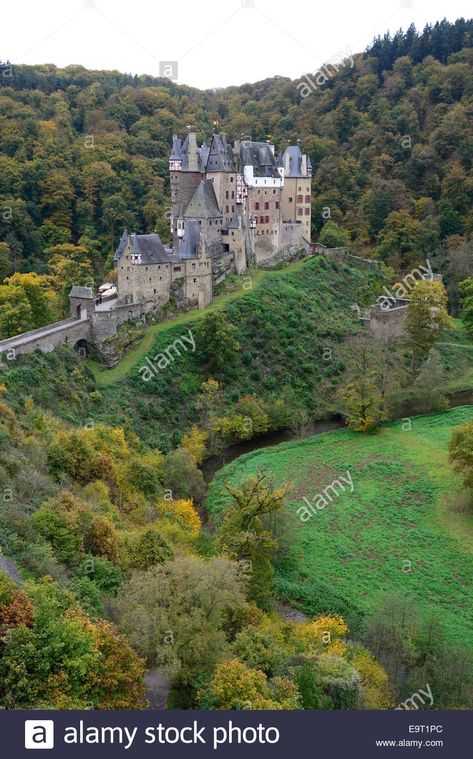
[2,0,472,90]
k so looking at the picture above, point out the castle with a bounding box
[0,133,313,366]
[114,132,312,310]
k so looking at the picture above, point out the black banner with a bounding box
[3,710,470,758]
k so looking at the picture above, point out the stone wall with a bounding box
[256,244,309,270]
[280,221,307,249]
[280,176,311,240]
[369,304,408,339]
[247,185,282,262]
[90,300,156,342]
[184,258,213,307]
[211,252,235,286]
[227,228,246,274]
[0,318,92,359]
[117,239,172,304]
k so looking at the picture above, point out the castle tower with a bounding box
[280,145,312,241]
[169,131,203,249]
[205,133,237,227]
[227,210,247,274]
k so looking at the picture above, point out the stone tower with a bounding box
[169,132,203,248]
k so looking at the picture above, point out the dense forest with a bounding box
[1,19,473,711]
[0,18,472,279]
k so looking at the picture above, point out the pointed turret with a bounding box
[169,135,182,171]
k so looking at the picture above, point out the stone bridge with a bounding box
[0,284,158,364]
[0,311,92,360]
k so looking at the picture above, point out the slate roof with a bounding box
[114,230,175,265]
[240,141,280,178]
[178,219,201,259]
[176,132,202,172]
[114,228,129,262]
[199,141,210,171]
[228,210,245,229]
[69,285,94,299]
[282,145,309,177]
[184,180,222,219]
[170,135,183,161]
[206,134,235,172]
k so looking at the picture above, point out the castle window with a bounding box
[275,201,280,209]
[255,202,260,210]
[297,195,303,203]
[288,197,293,203]
[231,191,234,199]
[154,289,156,294]
[232,205,234,212]
[265,215,269,223]
[230,176,234,182]
[209,221,212,225]
[264,202,269,210]
[305,208,310,215]
[305,195,311,203]
[298,208,303,216]
[149,278,151,282]
[226,206,229,213]
[225,191,229,199]
[298,186,302,191]
[194,278,197,283]
[174,266,182,272]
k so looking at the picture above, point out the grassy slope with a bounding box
[85,264,303,386]
[438,319,473,393]
[88,256,380,449]
[206,406,473,645]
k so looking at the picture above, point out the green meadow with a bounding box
[206,406,473,645]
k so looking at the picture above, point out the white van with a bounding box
[98,282,113,294]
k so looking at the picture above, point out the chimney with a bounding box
[301,154,307,176]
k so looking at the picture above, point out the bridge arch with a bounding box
[74,338,89,358]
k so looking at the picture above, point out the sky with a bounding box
[2,0,472,90]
